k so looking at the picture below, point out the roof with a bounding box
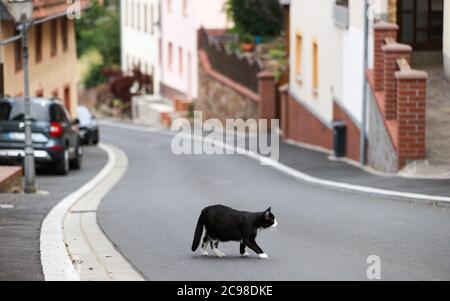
[0,0,91,22]
[33,0,91,20]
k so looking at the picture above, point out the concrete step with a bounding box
[0,166,23,193]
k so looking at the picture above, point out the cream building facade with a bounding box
[0,1,87,116]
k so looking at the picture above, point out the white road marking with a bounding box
[99,120,450,205]
[0,204,14,209]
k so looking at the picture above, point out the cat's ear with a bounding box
[264,207,271,217]
[266,207,272,213]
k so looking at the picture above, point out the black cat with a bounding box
[191,205,277,259]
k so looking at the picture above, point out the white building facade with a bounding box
[160,0,229,100]
[121,0,161,95]
[286,0,447,167]
[121,0,229,100]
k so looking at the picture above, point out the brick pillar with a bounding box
[258,71,276,129]
[395,70,428,168]
[373,22,399,91]
[382,43,412,119]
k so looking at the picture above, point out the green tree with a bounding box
[75,1,120,66]
[225,0,283,37]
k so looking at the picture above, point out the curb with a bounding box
[40,143,143,281]
[100,120,450,206]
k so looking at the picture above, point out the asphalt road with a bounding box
[98,124,450,281]
[0,145,107,281]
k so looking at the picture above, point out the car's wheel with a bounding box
[55,149,70,175]
[71,145,83,170]
[93,133,99,145]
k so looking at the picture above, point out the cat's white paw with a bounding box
[241,252,250,257]
[201,250,208,256]
[258,253,269,259]
[213,249,226,258]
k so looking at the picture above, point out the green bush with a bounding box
[83,63,107,89]
[225,0,283,37]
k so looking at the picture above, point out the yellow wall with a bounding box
[0,18,79,117]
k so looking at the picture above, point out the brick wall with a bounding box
[333,102,361,162]
[285,95,333,150]
[367,21,428,171]
[395,72,427,167]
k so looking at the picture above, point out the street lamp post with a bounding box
[4,0,36,193]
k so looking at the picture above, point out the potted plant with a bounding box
[240,34,254,52]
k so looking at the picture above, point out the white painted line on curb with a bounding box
[64,145,144,281]
[40,143,116,281]
[100,120,450,204]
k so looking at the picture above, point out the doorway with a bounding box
[397,0,444,50]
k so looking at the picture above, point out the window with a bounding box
[150,5,154,34]
[178,47,183,76]
[137,2,141,31]
[144,4,148,32]
[14,30,22,71]
[125,0,128,26]
[50,19,58,57]
[312,41,319,93]
[295,32,303,78]
[158,39,162,64]
[131,1,135,28]
[183,0,188,16]
[61,18,69,51]
[168,42,173,70]
[35,24,42,63]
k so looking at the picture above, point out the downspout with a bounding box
[359,0,370,165]
[158,1,164,98]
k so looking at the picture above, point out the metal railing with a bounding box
[199,29,263,93]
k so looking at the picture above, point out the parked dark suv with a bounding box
[0,97,83,175]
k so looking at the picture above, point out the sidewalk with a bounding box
[101,119,450,200]
[0,146,108,281]
[278,141,450,198]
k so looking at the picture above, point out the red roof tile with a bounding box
[33,0,91,19]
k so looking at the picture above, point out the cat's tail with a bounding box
[191,210,205,252]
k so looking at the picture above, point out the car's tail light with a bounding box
[50,122,63,137]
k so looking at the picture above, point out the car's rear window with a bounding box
[77,106,92,125]
[0,101,50,122]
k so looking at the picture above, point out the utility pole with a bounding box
[20,19,36,193]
